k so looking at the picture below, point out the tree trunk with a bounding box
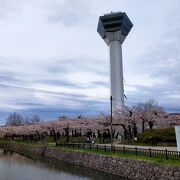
[148,121,154,129]
[132,123,138,138]
[142,119,145,132]
[128,124,132,140]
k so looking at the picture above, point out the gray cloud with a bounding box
[125,26,180,111]
[43,58,109,76]
[122,3,180,113]
[46,0,91,26]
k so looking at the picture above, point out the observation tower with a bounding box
[97,12,133,112]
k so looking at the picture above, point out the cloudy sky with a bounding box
[0,0,180,124]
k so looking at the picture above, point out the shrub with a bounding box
[137,128,176,145]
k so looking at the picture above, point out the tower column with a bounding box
[109,40,124,112]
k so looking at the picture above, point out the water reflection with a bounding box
[0,150,126,180]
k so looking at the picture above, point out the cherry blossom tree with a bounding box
[133,99,164,132]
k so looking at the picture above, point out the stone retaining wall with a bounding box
[0,142,180,180]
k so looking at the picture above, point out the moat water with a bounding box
[0,150,125,180]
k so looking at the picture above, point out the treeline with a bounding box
[0,99,177,144]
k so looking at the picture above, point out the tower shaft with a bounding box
[109,41,124,112]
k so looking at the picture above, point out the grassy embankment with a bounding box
[0,140,180,166]
[56,147,180,166]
